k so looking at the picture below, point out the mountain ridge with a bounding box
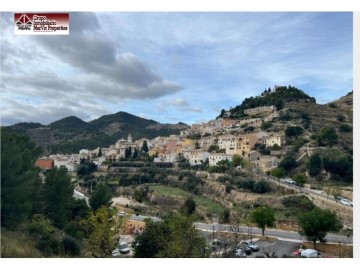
[5,111,190,154]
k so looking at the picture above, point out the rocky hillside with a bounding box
[5,111,189,154]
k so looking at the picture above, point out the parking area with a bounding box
[208,236,301,258]
[246,240,300,258]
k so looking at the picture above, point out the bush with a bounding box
[316,127,338,146]
[64,221,84,239]
[225,185,233,193]
[285,126,303,138]
[336,114,345,122]
[253,180,272,194]
[62,236,81,256]
[339,124,352,132]
[28,214,54,237]
[261,122,272,130]
[36,235,60,256]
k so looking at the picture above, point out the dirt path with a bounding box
[112,196,145,208]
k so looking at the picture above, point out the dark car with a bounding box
[241,240,259,252]
[238,243,252,255]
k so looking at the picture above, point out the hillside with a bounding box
[5,111,189,154]
[217,87,353,183]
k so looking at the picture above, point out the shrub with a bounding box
[339,124,352,132]
[62,236,81,256]
[225,185,233,193]
[36,235,60,256]
[253,180,272,194]
[336,114,345,122]
[64,221,84,239]
[285,126,303,137]
[261,122,272,130]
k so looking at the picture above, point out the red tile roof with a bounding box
[36,159,54,170]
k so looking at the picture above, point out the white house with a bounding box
[188,151,210,166]
[209,153,233,166]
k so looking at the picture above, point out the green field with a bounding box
[150,185,225,215]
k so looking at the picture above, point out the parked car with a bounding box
[340,198,353,207]
[118,241,130,254]
[284,178,296,185]
[301,249,318,258]
[238,243,252,255]
[112,248,120,257]
[235,249,246,258]
[241,240,259,252]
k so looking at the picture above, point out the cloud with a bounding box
[170,98,189,107]
[0,13,185,125]
[33,13,183,99]
[160,98,202,113]
[1,12,352,127]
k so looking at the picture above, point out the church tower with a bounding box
[127,133,132,143]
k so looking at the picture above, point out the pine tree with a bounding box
[1,129,42,229]
[141,140,149,153]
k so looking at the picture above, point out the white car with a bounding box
[118,241,130,254]
[284,178,296,185]
[235,249,246,258]
[112,248,120,257]
[340,198,353,207]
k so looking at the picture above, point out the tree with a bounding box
[261,121,272,130]
[125,146,132,159]
[1,129,42,229]
[316,127,338,146]
[219,208,230,224]
[180,197,196,216]
[89,182,112,211]
[77,161,97,177]
[285,126,303,137]
[278,156,298,173]
[298,207,342,249]
[132,148,138,159]
[83,206,116,257]
[271,167,285,185]
[141,140,149,153]
[293,174,306,190]
[250,206,275,236]
[253,180,272,193]
[307,153,322,177]
[208,144,220,153]
[232,154,243,167]
[133,213,209,258]
[42,167,75,228]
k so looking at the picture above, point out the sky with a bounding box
[0,12,353,126]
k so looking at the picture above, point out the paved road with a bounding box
[243,168,353,208]
[129,214,353,245]
[194,222,353,245]
[73,189,90,206]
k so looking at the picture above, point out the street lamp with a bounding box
[212,225,215,242]
[250,225,252,242]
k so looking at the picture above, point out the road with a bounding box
[129,214,353,245]
[194,222,353,245]
[73,189,90,206]
[243,168,353,208]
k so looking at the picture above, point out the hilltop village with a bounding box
[36,104,284,173]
